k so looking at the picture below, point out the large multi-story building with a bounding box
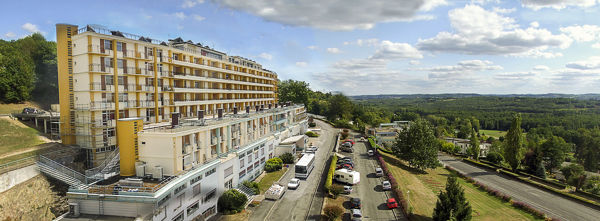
[56,24,279,166]
[53,24,308,220]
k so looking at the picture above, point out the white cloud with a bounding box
[494,71,539,80]
[409,60,420,65]
[417,5,572,57]
[295,61,308,67]
[344,38,380,47]
[174,12,186,19]
[522,0,597,10]
[565,56,600,70]
[412,60,502,79]
[533,65,550,71]
[4,32,16,38]
[530,21,540,28]
[332,59,387,70]
[493,7,516,14]
[370,40,423,60]
[326,48,342,54]
[212,0,447,31]
[307,45,318,50]
[593,42,600,49]
[193,14,206,21]
[258,52,273,60]
[560,25,600,42]
[22,23,44,34]
[182,0,205,8]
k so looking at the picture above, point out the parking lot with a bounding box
[336,136,405,220]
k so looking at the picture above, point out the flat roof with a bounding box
[280,135,306,144]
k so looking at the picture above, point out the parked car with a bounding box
[306,146,318,152]
[344,185,353,194]
[22,107,37,114]
[375,167,384,177]
[367,150,374,156]
[360,137,366,142]
[336,161,354,167]
[382,180,392,190]
[342,141,353,148]
[350,197,362,208]
[344,139,355,145]
[337,163,353,170]
[287,178,300,189]
[341,146,354,153]
[386,198,398,209]
[351,208,363,221]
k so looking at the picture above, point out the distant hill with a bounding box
[350,93,600,100]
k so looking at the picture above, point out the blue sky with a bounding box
[2,0,600,95]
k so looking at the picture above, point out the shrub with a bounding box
[324,155,338,194]
[265,157,283,172]
[308,122,316,127]
[511,201,546,219]
[486,152,504,164]
[242,181,260,194]
[217,189,247,214]
[323,205,343,221]
[341,131,349,140]
[331,184,344,198]
[305,131,319,137]
[279,153,295,164]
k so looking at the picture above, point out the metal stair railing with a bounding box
[237,184,257,196]
[37,163,86,189]
[38,155,99,185]
[85,147,120,178]
[100,152,120,174]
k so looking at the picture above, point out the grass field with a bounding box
[0,102,40,114]
[480,129,507,139]
[380,152,540,221]
[0,118,44,157]
[258,167,288,194]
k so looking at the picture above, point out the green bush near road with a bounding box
[323,205,344,221]
[305,131,319,137]
[217,189,247,214]
[324,155,338,195]
[265,157,283,172]
[242,181,260,194]
[279,153,294,164]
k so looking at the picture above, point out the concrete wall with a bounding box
[0,165,40,193]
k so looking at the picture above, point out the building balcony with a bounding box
[172,98,273,106]
[87,44,112,56]
[172,86,275,94]
[89,64,113,74]
[172,59,275,81]
[173,73,275,88]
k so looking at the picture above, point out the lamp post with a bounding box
[407,190,410,209]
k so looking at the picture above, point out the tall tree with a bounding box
[541,136,571,171]
[0,42,35,103]
[277,79,311,107]
[326,93,353,122]
[15,33,58,106]
[469,129,480,160]
[561,163,587,191]
[392,118,439,171]
[504,113,525,172]
[433,175,472,221]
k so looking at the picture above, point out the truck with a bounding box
[265,183,286,200]
[334,168,360,185]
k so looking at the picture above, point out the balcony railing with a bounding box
[89,83,114,91]
[89,64,113,73]
[87,44,112,56]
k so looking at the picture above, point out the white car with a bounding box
[306,146,318,153]
[367,150,374,156]
[382,180,392,190]
[288,178,300,189]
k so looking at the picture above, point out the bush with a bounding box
[279,153,295,164]
[265,157,283,172]
[217,189,247,214]
[486,152,504,164]
[242,181,260,194]
[305,131,319,137]
[323,205,343,221]
[325,155,338,194]
[308,122,316,127]
[331,184,345,198]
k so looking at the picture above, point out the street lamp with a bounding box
[407,190,410,209]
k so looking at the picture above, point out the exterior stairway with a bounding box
[85,148,121,181]
[236,184,257,207]
[37,156,91,189]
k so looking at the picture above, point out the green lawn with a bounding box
[0,102,40,114]
[258,167,288,194]
[380,152,541,221]
[0,118,44,157]
[480,129,507,139]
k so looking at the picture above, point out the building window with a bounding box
[103,39,112,50]
[186,201,199,217]
[117,59,124,69]
[254,151,258,159]
[205,168,216,177]
[224,178,233,189]
[116,42,123,51]
[224,166,233,178]
[247,155,252,162]
[158,193,171,206]
[204,189,216,202]
[172,211,183,221]
[193,183,201,196]
[202,206,216,219]
[239,169,246,179]
[239,159,244,168]
[190,174,203,184]
[174,184,187,195]
[261,157,265,164]
[247,165,253,172]
[261,148,264,155]
[254,161,259,168]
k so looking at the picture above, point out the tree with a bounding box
[457,119,472,139]
[265,157,283,172]
[279,153,294,164]
[504,114,525,172]
[15,33,58,106]
[433,175,472,221]
[323,205,343,221]
[278,80,311,107]
[469,129,480,160]
[561,163,587,191]
[486,152,503,164]
[0,42,35,103]
[392,118,439,171]
[541,136,571,171]
[471,117,480,133]
[217,189,248,214]
[326,93,353,122]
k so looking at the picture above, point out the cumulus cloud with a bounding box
[258,52,273,60]
[193,14,206,21]
[494,71,538,80]
[530,21,540,28]
[493,7,516,14]
[22,23,44,34]
[4,32,16,38]
[533,65,550,71]
[295,61,308,67]
[174,12,186,19]
[409,60,421,65]
[521,0,597,10]
[307,45,318,50]
[560,25,600,42]
[212,0,446,31]
[412,60,502,79]
[417,5,572,57]
[370,41,423,60]
[565,56,600,70]
[326,48,341,54]
[344,38,380,47]
[332,59,387,70]
[182,0,205,8]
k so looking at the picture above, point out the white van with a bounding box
[334,168,360,185]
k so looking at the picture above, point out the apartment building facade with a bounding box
[56,24,279,165]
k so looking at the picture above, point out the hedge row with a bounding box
[479,159,568,189]
[444,165,555,220]
[368,137,393,154]
[461,158,600,209]
[375,153,411,219]
[324,155,338,195]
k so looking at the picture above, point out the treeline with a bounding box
[0,33,58,107]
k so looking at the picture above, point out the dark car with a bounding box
[351,197,361,208]
[336,163,353,170]
[22,107,36,114]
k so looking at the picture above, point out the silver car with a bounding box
[382,180,392,190]
[351,208,362,221]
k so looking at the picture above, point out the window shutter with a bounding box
[122,42,127,54]
[100,39,105,53]
[123,60,128,74]
[100,58,105,72]
[101,76,106,90]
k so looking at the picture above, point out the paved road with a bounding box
[344,135,405,220]
[249,120,336,221]
[439,154,600,221]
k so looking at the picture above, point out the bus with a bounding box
[295,153,315,179]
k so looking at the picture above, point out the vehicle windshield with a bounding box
[295,165,307,174]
